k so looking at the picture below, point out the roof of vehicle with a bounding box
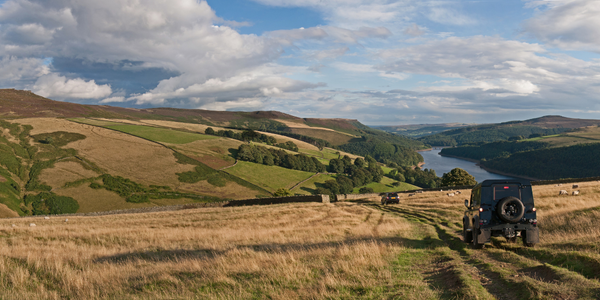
[479,179,531,187]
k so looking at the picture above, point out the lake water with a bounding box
[419,148,515,183]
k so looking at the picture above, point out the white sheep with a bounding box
[559,190,568,195]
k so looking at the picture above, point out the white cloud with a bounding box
[377,36,600,92]
[0,0,391,107]
[33,74,112,100]
[99,96,127,103]
[0,56,49,85]
[129,64,324,105]
[403,23,426,36]
[524,0,600,52]
[332,62,409,80]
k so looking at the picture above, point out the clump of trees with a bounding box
[316,155,384,196]
[387,166,441,188]
[441,168,477,187]
[237,144,327,173]
[206,128,278,145]
[24,192,79,215]
[338,140,423,167]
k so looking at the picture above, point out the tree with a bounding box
[336,175,354,194]
[205,127,215,135]
[359,187,374,193]
[441,168,477,187]
[354,157,365,168]
[274,188,292,197]
[241,129,260,141]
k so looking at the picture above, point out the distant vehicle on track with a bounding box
[381,192,399,205]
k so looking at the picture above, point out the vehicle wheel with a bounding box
[496,197,525,223]
[472,226,484,249]
[463,223,472,243]
[522,231,536,248]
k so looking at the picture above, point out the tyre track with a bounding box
[361,201,600,299]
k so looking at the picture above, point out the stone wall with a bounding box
[335,193,380,201]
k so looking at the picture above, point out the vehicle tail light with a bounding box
[532,207,536,212]
[479,220,484,225]
[479,208,484,212]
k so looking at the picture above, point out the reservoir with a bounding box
[419,148,515,183]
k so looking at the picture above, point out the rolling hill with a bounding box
[417,115,600,146]
[0,89,420,216]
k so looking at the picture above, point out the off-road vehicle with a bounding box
[463,179,538,248]
[381,192,399,205]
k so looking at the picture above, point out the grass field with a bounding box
[4,181,600,299]
[352,177,419,193]
[224,161,315,192]
[106,124,218,144]
[521,127,600,147]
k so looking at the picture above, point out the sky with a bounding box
[0,0,599,125]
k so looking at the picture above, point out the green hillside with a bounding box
[415,116,600,146]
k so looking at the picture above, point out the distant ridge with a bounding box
[0,89,363,131]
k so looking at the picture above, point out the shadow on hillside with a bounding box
[94,235,441,264]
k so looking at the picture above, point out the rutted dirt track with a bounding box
[358,185,600,299]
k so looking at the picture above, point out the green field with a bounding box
[70,118,123,126]
[224,161,314,193]
[352,177,419,193]
[106,124,218,144]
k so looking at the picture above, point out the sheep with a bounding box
[447,193,455,197]
[455,191,462,194]
[408,193,416,197]
[573,184,579,188]
[573,190,580,196]
[29,223,36,227]
[559,190,568,195]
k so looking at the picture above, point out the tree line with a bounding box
[205,128,299,151]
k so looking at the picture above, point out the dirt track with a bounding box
[362,196,600,299]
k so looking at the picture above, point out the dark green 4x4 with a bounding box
[463,179,539,249]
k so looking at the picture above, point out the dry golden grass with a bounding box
[39,161,99,189]
[4,181,600,299]
[0,202,422,299]
[0,203,18,218]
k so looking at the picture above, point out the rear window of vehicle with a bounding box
[388,193,398,198]
[493,184,520,200]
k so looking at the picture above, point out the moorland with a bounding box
[1,181,600,299]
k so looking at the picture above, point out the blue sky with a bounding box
[1,0,600,125]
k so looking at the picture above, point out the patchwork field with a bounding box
[2,181,600,299]
[15,118,196,187]
[224,161,314,192]
[522,126,600,147]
